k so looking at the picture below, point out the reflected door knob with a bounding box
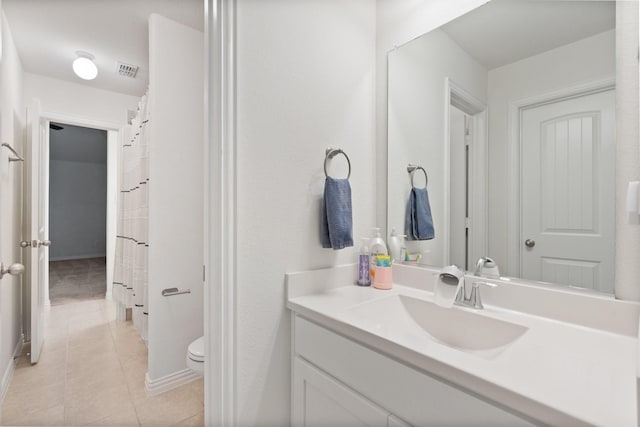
[41,240,51,247]
[0,262,25,279]
[524,239,536,248]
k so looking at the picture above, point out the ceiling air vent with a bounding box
[117,62,138,78]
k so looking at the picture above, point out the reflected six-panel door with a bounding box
[521,89,615,293]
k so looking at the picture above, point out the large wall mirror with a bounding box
[387,0,616,293]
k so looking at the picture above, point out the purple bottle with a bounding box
[357,239,370,286]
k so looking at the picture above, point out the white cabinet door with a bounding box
[293,357,389,427]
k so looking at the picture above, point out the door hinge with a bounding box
[464,115,471,137]
[202,265,206,282]
[465,217,471,229]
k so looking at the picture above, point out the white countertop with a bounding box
[286,266,639,426]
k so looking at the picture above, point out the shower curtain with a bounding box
[113,93,149,343]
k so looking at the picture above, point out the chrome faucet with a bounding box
[473,256,499,277]
[454,280,497,310]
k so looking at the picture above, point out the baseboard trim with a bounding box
[0,334,24,405]
[49,254,107,262]
[145,368,202,396]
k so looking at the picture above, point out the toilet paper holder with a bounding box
[162,287,191,297]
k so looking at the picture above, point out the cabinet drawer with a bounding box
[294,315,534,426]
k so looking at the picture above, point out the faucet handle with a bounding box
[469,281,497,309]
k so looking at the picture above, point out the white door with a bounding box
[25,100,50,364]
[521,89,615,293]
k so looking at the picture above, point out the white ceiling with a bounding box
[3,0,204,97]
[440,0,615,70]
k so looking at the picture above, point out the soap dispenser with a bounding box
[434,265,464,308]
[369,228,388,282]
[387,228,406,263]
[357,238,370,286]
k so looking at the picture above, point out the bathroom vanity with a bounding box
[286,265,639,426]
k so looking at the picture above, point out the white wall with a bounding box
[235,0,375,424]
[49,159,107,260]
[487,30,615,276]
[146,14,203,382]
[376,0,489,232]
[387,28,487,267]
[615,0,640,301]
[23,73,137,126]
[0,10,24,397]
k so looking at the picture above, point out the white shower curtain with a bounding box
[113,93,149,343]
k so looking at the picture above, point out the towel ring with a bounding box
[407,164,428,189]
[324,148,351,179]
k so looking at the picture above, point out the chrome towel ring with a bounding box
[324,148,351,179]
[407,164,428,189]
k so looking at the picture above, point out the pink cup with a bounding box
[373,266,393,290]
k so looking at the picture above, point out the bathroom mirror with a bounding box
[387,0,616,293]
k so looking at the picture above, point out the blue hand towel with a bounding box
[321,177,353,250]
[405,187,435,241]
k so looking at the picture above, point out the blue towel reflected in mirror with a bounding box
[405,187,435,240]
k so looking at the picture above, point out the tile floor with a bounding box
[49,258,108,305]
[1,298,204,426]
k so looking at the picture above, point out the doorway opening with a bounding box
[446,78,488,270]
[48,122,108,305]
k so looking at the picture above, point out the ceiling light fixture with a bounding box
[72,51,98,80]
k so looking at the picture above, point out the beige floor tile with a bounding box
[66,367,128,398]
[134,384,204,427]
[113,333,148,362]
[40,331,69,359]
[121,355,149,403]
[2,379,65,421]
[171,410,204,427]
[1,402,65,426]
[2,297,203,427]
[66,341,119,368]
[37,343,68,364]
[67,348,120,372]
[68,324,113,346]
[186,378,204,404]
[88,401,141,426]
[65,381,135,426]
[68,314,113,334]
[9,362,66,395]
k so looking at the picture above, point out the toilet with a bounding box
[186,336,204,373]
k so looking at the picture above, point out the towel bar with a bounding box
[324,147,351,179]
[1,143,24,162]
[161,287,191,297]
[407,164,428,189]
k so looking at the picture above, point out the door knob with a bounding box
[0,262,25,279]
[524,239,536,248]
[20,240,51,248]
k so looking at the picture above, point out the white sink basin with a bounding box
[348,295,528,359]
